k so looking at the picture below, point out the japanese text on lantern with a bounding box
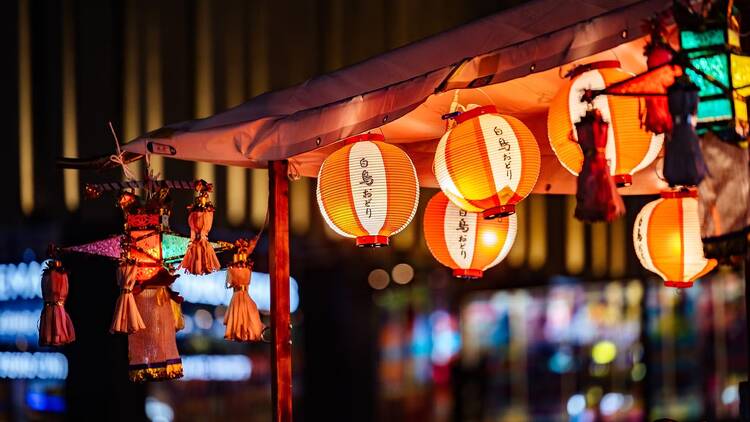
[494,126,513,180]
[456,209,469,259]
[359,157,374,218]
[635,217,645,258]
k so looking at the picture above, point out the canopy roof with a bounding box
[123,0,673,194]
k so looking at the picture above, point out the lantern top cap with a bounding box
[454,105,499,124]
[566,60,621,79]
[344,133,385,144]
[660,188,698,199]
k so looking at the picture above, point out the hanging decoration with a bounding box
[115,189,185,382]
[641,13,681,134]
[38,257,75,347]
[633,188,717,288]
[316,133,419,247]
[423,191,517,279]
[674,0,749,141]
[548,60,663,187]
[44,175,237,382]
[224,239,265,342]
[663,75,708,187]
[434,105,540,219]
[110,261,146,334]
[574,109,625,222]
[180,180,220,275]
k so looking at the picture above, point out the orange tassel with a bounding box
[180,210,220,274]
[39,261,75,346]
[180,180,220,275]
[110,263,146,334]
[224,266,264,342]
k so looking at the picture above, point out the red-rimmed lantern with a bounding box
[633,188,717,288]
[434,106,540,219]
[316,133,420,247]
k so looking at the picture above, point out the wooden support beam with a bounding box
[269,160,292,422]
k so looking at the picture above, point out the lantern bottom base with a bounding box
[614,174,632,188]
[664,280,693,288]
[356,235,389,248]
[483,205,515,219]
[453,268,483,279]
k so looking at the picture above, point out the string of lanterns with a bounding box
[315,5,745,289]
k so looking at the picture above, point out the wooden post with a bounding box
[269,160,292,422]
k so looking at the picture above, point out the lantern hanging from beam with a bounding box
[423,191,516,279]
[434,105,540,219]
[633,188,717,289]
[548,61,664,187]
[316,133,419,247]
[676,2,750,140]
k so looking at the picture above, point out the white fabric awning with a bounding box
[123,0,672,194]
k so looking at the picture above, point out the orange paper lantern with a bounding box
[548,61,663,187]
[423,192,516,279]
[317,133,419,247]
[434,106,540,219]
[633,189,717,288]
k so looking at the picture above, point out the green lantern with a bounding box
[678,4,749,139]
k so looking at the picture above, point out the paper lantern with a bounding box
[633,189,717,288]
[548,61,663,187]
[423,192,516,279]
[434,105,540,219]
[316,133,419,247]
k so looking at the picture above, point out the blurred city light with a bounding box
[391,263,414,285]
[567,394,586,416]
[181,355,252,381]
[368,269,390,290]
[0,352,67,380]
[157,269,299,312]
[0,261,43,300]
[26,391,65,413]
[722,385,739,405]
[0,261,300,313]
[145,397,174,422]
[591,340,617,365]
[600,392,625,416]
[0,308,41,340]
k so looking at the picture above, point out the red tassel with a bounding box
[110,263,146,334]
[664,77,708,187]
[574,109,625,222]
[642,43,675,134]
[39,261,75,346]
[224,266,265,342]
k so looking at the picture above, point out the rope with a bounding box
[108,122,137,180]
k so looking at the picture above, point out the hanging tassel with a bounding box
[110,261,146,334]
[642,43,675,134]
[664,76,708,187]
[574,109,625,222]
[169,290,185,331]
[39,260,75,346]
[224,240,264,342]
[180,180,220,275]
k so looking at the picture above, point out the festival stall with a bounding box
[55,0,749,420]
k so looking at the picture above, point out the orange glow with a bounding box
[548,62,662,185]
[423,192,516,279]
[316,134,419,247]
[633,189,717,288]
[18,0,33,215]
[434,106,540,219]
